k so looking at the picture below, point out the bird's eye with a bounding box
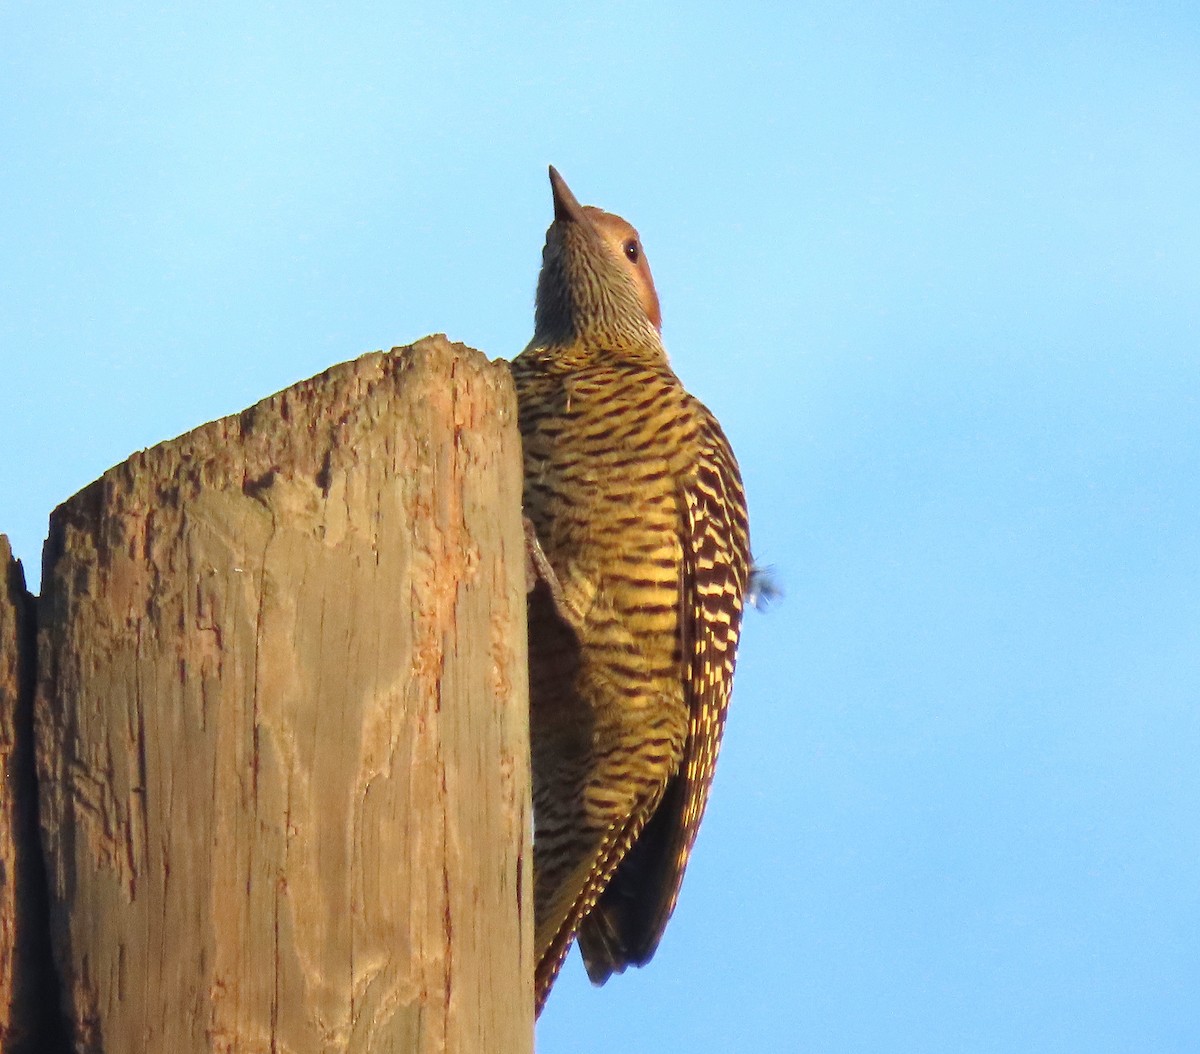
[623,240,640,263]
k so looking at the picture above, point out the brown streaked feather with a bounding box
[534,775,667,1011]
[518,167,752,1015]
[577,404,750,980]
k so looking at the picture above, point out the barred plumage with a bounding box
[511,167,751,1014]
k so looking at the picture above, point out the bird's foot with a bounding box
[523,517,580,627]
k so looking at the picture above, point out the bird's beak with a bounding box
[549,166,589,225]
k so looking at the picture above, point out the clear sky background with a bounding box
[3,3,1198,1051]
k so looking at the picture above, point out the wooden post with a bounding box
[2,540,69,1053]
[26,336,533,1053]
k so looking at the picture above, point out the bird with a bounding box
[510,166,751,1014]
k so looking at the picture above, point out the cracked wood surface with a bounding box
[2,538,68,1054]
[32,336,533,1053]
[0,539,27,1049]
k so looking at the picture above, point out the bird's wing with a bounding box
[578,405,750,980]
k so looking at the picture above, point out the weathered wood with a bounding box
[1,538,69,1053]
[0,537,23,1047]
[33,336,533,1053]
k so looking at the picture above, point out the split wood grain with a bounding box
[33,337,533,1053]
[1,538,67,1053]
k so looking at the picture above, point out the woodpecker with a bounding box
[511,167,751,1014]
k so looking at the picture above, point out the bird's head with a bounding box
[533,166,663,350]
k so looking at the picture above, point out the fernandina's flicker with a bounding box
[511,167,752,1013]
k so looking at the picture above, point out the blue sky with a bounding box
[3,2,1199,1050]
